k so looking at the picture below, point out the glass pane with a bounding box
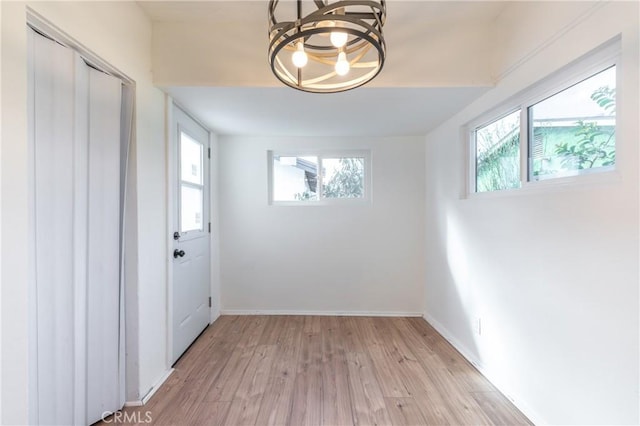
[181,132,203,185]
[475,110,521,192]
[529,66,616,181]
[322,157,365,199]
[272,155,318,201]
[181,185,203,232]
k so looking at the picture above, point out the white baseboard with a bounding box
[124,368,174,407]
[220,309,423,317]
[422,313,545,425]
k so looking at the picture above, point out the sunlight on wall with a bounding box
[445,213,510,390]
[445,214,469,287]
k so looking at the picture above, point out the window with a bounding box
[475,110,521,192]
[469,39,619,194]
[179,131,204,231]
[529,66,616,181]
[269,151,370,204]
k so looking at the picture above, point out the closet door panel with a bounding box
[32,32,77,425]
[86,68,123,424]
[72,52,90,426]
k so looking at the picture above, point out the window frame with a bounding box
[267,149,372,206]
[471,107,524,194]
[466,37,621,197]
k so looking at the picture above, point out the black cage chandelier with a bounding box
[268,0,387,93]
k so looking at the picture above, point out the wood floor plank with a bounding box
[321,316,354,426]
[412,390,460,425]
[184,401,231,425]
[202,346,254,402]
[471,391,533,425]
[303,315,322,335]
[108,315,531,426]
[145,317,247,425]
[353,317,412,398]
[200,315,270,403]
[395,318,496,425]
[255,316,303,426]
[290,326,323,426]
[385,397,429,426]
[345,351,393,426]
[258,315,286,345]
[393,318,495,395]
[222,344,277,426]
[235,314,268,349]
[371,317,442,396]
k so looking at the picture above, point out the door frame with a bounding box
[165,99,212,368]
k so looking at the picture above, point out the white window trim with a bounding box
[268,149,372,206]
[466,36,621,198]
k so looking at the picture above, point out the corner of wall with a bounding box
[423,2,639,424]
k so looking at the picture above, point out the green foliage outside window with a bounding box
[295,157,364,200]
[476,132,520,192]
[553,86,616,171]
[323,158,364,198]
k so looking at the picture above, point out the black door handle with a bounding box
[173,249,185,258]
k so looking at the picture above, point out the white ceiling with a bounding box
[139,1,504,136]
[166,86,489,136]
[139,1,505,26]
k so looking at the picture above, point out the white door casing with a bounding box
[171,105,211,364]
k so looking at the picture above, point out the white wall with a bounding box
[424,2,639,424]
[0,2,169,422]
[219,136,425,315]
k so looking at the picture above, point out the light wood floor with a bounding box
[114,316,531,425]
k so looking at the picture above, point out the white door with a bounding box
[29,27,125,425]
[172,105,211,363]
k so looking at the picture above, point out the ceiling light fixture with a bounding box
[268,0,387,93]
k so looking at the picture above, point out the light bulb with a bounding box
[330,30,348,48]
[335,51,350,76]
[291,41,308,68]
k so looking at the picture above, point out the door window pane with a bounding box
[475,110,521,192]
[322,157,365,198]
[529,66,616,180]
[181,132,203,185]
[181,185,203,232]
[272,155,318,201]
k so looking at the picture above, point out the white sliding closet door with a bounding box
[86,65,123,424]
[30,28,125,425]
[32,27,77,426]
